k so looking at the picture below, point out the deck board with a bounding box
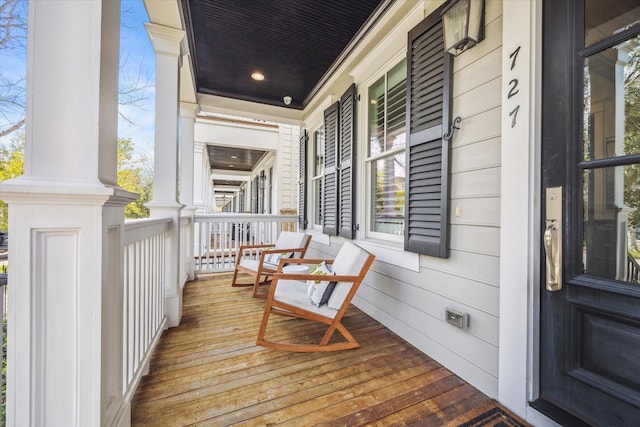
[131,272,529,426]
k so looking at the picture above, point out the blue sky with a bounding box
[0,0,156,155]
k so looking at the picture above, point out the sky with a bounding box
[0,0,156,156]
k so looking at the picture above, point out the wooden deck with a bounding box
[131,273,528,426]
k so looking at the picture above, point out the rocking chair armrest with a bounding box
[259,246,307,257]
[277,258,335,266]
[273,258,334,273]
[272,272,359,283]
[238,243,275,252]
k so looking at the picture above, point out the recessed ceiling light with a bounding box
[230,155,238,159]
[229,164,234,168]
[251,72,265,81]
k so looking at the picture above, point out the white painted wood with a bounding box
[354,295,499,397]
[499,0,543,422]
[449,223,501,256]
[453,77,503,118]
[180,103,198,209]
[452,137,501,172]
[145,23,183,207]
[452,108,502,148]
[453,48,502,97]
[194,118,279,151]
[357,240,420,272]
[449,196,501,227]
[122,220,169,401]
[0,1,137,425]
[451,167,501,198]
[362,269,499,344]
[145,22,185,328]
[369,256,500,315]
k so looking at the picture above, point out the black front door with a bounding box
[536,1,640,425]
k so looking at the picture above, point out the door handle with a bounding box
[544,187,562,291]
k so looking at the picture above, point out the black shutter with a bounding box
[404,10,452,258]
[298,130,308,229]
[322,101,340,236]
[339,84,357,239]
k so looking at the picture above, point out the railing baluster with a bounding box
[122,218,170,400]
[193,213,299,274]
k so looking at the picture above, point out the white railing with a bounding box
[179,215,193,286]
[194,213,299,273]
[122,217,171,399]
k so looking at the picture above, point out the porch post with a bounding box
[180,102,198,280]
[193,141,208,213]
[0,1,135,426]
[145,23,185,327]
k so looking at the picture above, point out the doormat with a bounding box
[456,405,530,427]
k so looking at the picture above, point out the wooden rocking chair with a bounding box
[256,241,375,352]
[231,231,312,298]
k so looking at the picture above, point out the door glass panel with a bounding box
[583,164,640,282]
[583,36,640,160]
[585,0,640,46]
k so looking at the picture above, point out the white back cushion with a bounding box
[274,232,307,253]
[327,242,371,310]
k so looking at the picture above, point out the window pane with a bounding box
[583,37,640,160]
[313,129,324,177]
[585,0,640,46]
[368,76,385,156]
[372,152,406,235]
[583,164,640,282]
[386,59,407,151]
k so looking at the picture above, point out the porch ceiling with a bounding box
[181,0,387,110]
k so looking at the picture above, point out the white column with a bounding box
[0,1,135,426]
[180,103,198,210]
[180,102,198,280]
[193,141,207,212]
[145,23,185,327]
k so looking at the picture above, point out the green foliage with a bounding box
[624,38,640,228]
[0,132,24,230]
[117,138,152,219]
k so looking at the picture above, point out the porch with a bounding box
[130,272,528,426]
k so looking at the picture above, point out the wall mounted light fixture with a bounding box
[441,0,485,56]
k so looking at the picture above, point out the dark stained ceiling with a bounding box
[207,145,268,172]
[181,0,387,110]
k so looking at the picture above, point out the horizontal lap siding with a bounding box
[308,0,503,398]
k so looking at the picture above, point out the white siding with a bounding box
[274,124,299,212]
[305,0,504,398]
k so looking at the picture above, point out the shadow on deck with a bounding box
[131,273,530,426]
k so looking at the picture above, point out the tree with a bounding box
[0,0,27,138]
[624,38,640,228]
[118,138,152,218]
[0,132,24,230]
[0,0,153,139]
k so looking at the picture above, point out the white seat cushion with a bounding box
[274,280,338,319]
[239,258,278,272]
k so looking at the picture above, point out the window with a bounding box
[311,128,324,227]
[367,59,407,238]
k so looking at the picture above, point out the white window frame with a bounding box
[310,126,325,230]
[363,55,407,244]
